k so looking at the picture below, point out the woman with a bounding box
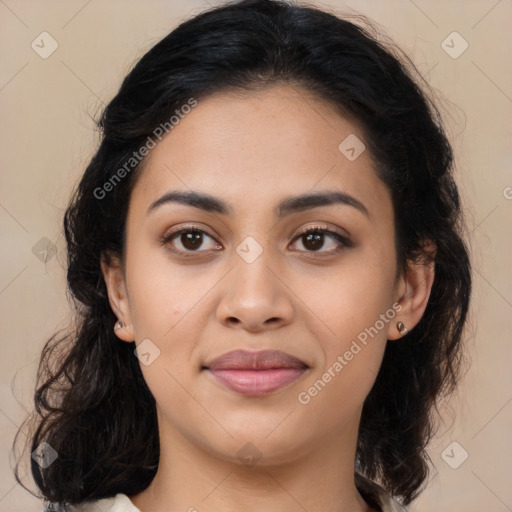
[14,0,472,511]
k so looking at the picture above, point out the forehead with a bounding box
[130,84,391,222]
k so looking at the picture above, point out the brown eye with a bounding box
[161,227,220,256]
[302,231,325,251]
[179,231,204,251]
[160,224,352,258]
[290,227,352,254]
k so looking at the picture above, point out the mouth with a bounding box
[202,349,310,397]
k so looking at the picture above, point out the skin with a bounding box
[101,84,435,512]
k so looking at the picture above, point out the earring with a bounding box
[114,321,124,330]
[397,321,408,336]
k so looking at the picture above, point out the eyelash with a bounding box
[160,224,353,258]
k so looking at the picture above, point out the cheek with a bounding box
[126,246,198,329]
[309,253,395,337]
[303,250,395,392]
[124,253,202,380]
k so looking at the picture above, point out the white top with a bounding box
[66,493,141,512]
[58,473,408,512]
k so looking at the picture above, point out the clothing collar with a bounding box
[355,472,409,512]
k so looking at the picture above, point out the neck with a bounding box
[129,408,376,512]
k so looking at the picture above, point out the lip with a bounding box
[203,349,309,396]
[205,349,308,371]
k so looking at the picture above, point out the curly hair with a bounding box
[13,0,472,508]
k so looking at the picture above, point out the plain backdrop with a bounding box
[1,1,511,511]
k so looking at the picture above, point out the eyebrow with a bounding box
[146,189,370,219]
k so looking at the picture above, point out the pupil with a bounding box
[182,232,202,250]
[304,232,323,251]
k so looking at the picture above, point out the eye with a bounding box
[160,225,221,256]
[290,226,352,255]
[160,224,352,258]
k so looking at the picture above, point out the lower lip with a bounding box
[206,368,308,396]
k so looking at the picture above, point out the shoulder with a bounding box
[355,472,410,512]
[44,494,141,512]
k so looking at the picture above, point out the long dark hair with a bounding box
[13,0,472,508]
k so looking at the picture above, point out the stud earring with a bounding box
[114,321,124,330]
[397,321,408,336]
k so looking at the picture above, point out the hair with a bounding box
[13,0,472,509]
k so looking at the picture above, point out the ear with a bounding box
[100,251,135,343]
[388,241,436,340]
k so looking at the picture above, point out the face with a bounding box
[102,84,427,467]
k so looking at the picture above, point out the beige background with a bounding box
[1,1,511,510]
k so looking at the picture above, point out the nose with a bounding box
[216,252,295,333]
